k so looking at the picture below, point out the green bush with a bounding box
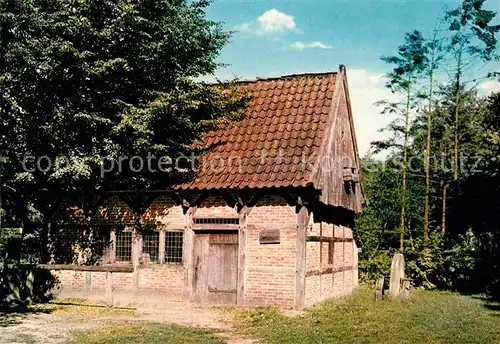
[358,251,392,282]
[359,231,477,293]
[0,236,59,310]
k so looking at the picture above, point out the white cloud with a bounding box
[234,22,253,34]
[480,79,500,94]
[347,69,401,157]
[290,41,331,51]
[257,9,295,33]
[234,9,296,35]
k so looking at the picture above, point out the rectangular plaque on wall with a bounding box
[259,229,280,244]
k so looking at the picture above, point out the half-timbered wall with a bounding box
[50,192,358,307]
[52,195,186,296]
[304,219,359,306]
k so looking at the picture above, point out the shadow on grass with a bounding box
[470,294,500,315]
[484,303,500,311]
[484,303,500,316]
[49,300,134,311]
[0,305,53,328]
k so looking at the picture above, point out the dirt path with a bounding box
[0,311,101,344]
[0,300,258,344]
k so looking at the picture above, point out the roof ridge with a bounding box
[255,71,337,81]
[209,71,337,85]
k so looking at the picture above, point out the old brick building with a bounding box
[50,65,363,309]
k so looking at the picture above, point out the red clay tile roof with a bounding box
[175,71,338,190]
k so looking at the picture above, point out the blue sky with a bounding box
[203,0,500,155]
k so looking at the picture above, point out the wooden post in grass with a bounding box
[105,271,114,307]
[389,253,405,300]
[374,276,385,301]
[401,279,411,300]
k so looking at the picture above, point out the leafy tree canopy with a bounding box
[0,0,246,221]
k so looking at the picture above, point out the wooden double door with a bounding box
[192,232,238,305]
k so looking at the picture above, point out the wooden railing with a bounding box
[37,264,134,307]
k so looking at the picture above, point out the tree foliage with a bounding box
[379,30,428,250]
[0,0,245,307]
[0,0,245,234]
[358,0,500,299]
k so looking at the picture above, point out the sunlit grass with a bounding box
[230,286,500,344]
[71,321,225,344]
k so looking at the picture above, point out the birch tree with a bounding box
[445,0,500,180]
[380,30,428,250]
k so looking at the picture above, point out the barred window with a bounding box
[165,231,183,263]
[115,231,132,262]
[194,218,239,224]
[142,232,160,263]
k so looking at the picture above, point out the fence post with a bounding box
[105,271,114,307]
[374,276,384,301]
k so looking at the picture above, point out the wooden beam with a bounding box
[131,212,141,289]
[306,236,354,243]
[192,191,209,207]
[280,192,296,207]
[37,264,134,273]
[319,222,323,300]
[237,206,250,306]
[220,190,237,208]
[295,205,309,309]
[182,199,191,214]
[105,271,114,307]
[193,228,238,234]
[119,194,158,216]
[183,206,197,302]
[84,271,92,291]
[305,265,356,277]
[246,191,262,208]
[138,194,159,214]
[374,276,384,302]
[170,192,184,206]
[117,194,134,211]
[306,236,332,243]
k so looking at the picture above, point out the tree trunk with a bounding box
[0,175,3,241]
[400,81,411,251]
[453,48,463,181]
[453,89,461,180]
[423,68,434,245]
[441,183,447,234]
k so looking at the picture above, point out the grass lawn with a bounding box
[231,286,500,344]
[71,322,224,344]
[7,291,498,343]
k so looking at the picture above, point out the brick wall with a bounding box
[244,195,297,307]
[304,221,358,306]
[142,196,184,229]
[52,194,186,298]
[137,265,183,293]
[196,195,237,218]
[52,270,85,289]
[52,193,359,308]
[94,196,134,226]
[51,266,182,296]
